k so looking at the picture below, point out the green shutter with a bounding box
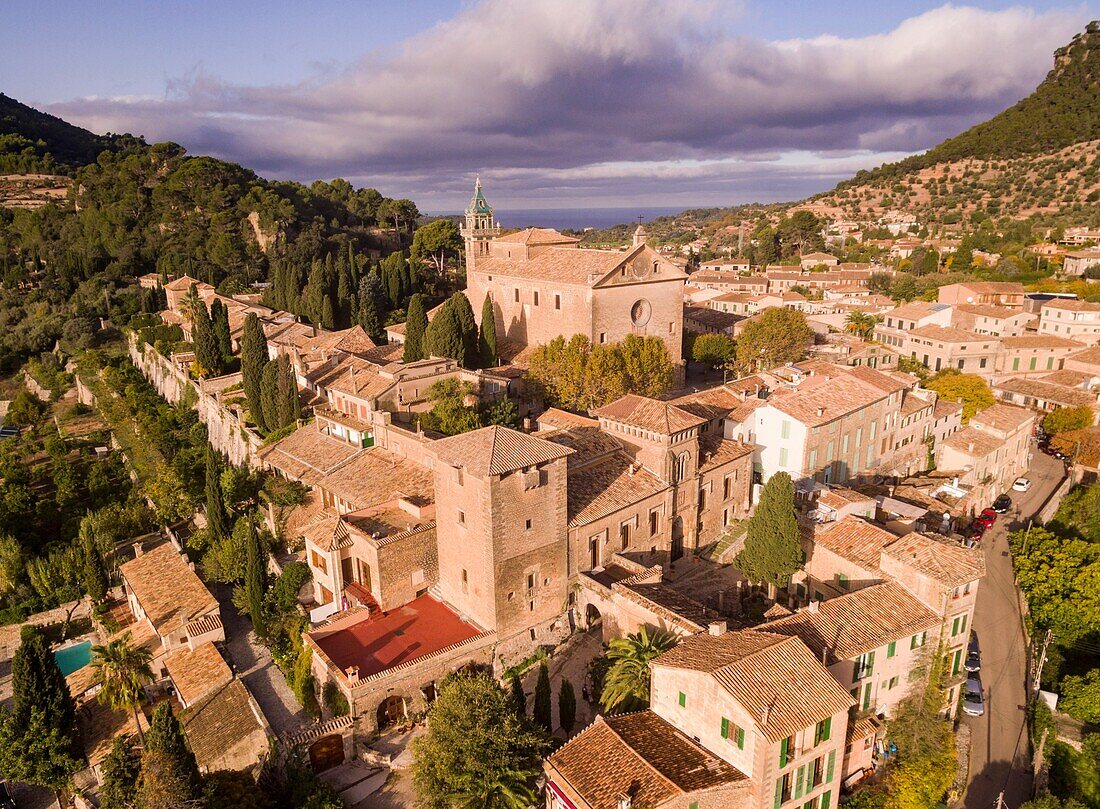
[826,750,836,783]
[794,765,805,799]
[961,614,968,635]
[678,691,686,707]
[737,726,745,750]
[774,778,784,809]
[866,650,875,676]
[952,616,960,636]
[863,682,872,711]
[822,716,832,742]
[911,633,918,649]
[821,790,831,809]
[780,736,790,768]
[887,640,896,658]
[721,717,729,739]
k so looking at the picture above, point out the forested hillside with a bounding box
[0,92,130,173]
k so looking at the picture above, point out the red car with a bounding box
[978,508,997,527]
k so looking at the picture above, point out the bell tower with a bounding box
[460,176,500,273]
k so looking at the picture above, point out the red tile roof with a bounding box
[433,425,573,477]
[594,394,707,434]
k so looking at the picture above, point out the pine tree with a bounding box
[509,674,526,716]
[533,662,552,732]
[240,313,269,433]
[210,298,232,363]
[204,444,230,540]
[260,360,280,435]
[275,354,300,429]
[404,293,428,363]
[192,300,221,377]
[558,678,576,734]
[478,292,498,368]
[242,519,267,638]
[140,703,202,802]
[735,471,804,587]
[357,270,384,343]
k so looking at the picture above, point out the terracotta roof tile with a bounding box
[763,582,940,663]
[164,642,233,706]
[320,447,435,511]
[768,376,886,428]
[433,425,573,477]
[257,426,362,483]
[594,394,707,434]
[547,711,747,809]
[941,426,1003,458]
[654,630,854,742]
[908,325,990,343]
[882,532,985,588]
[1001,335,1085,349]
[812,517,897,571]
[1067,346,1100,367]
[476,247,625,286]
[993,378,1097,409]
[181,680,268,771]
[568,454,666,527]
[1042,299,1100,312]
[494,227,579,245]
[541,425,622,470]
[969,403,1036,433]
[698,431,754,473]
[119,543,218,636]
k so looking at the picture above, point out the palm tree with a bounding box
[91,632,154,743]
[455,768,539,809]
[844,311,878,341]
[599,626,678,714]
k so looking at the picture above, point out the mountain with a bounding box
[0,92,130,172]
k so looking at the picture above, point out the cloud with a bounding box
[47,2,1083,206]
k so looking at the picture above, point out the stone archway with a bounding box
[585,603,602,629]
[376,694,407,730]
[308,734,345,772]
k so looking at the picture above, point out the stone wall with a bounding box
[128,336,263,468]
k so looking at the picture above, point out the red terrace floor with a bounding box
[311,594,483,679]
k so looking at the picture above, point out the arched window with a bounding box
[674,452,690,483]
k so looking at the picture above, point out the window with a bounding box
[781,420,791,439]
[887,640,897,658]
[650,510,659,536]
[779,736,792,768]
[887,676,899,690]
[854,650,875,679]
[1012,357,1020,371]
[808,449,817,469]
[826,441,835,462]
[836,573,848,590]
[461,569,468,594]
[1029,356,1037,370]
[310,550,327,574]
[678,691,686,708]
[599,332,606,344]
[811,755,824,787]
[514,288,519,303]
[813,717,832,746]
[957,359,965,370]
[779,447,789,467]
[458,510,465,525]
[723,476,732,500]
[525,518,532,530]
[533,290,539,306]
[911,631,926,649]
[620,522,630,550]
[980,357,987,369]
[1047,356,1054,369]
[720,717,745,749]
[951,613,968,637]
[554,294,561,310]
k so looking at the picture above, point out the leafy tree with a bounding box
[925,370,994,424]
[257,745,342,809]
[619,335,675,398]
[204,444,230,540]
[599,626,678,714]
[1043,406,1094,435]
[1051,428,1100,468]
[736,471,803,587]
[734,308,814,373]
[91,632,154,744]
[322,680,350,717]
[411,671,548,809]
[140,702,202,803]
[292,644,320,718]
[411,218,463,276]
[509,674,526,716]
[100,735,142,809]
[7,389,44,426]
[691,332,736,370]
[404,293,429,363]
[418,379,483,436]
[203,770,272,809]
[558,678,576,735]
[1009,526,1100,644]
[240,313,269,433]
[533,662,552,732]
[1059,670,1100,723]
[479,292,498,368]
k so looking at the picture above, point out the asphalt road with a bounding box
[962,447,1065,809]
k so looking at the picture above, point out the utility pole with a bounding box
[996,791,1009,809]
[1033,629,1054,696]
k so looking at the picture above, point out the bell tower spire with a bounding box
[461,175,500,273]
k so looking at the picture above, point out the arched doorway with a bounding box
[585,603,602,629]
[377,695,407,729]
[308,734,345,772]
[671,517,684,561]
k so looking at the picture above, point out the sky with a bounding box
[3,1,1097,210]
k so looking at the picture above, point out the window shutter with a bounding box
[721,717,729,740]
[737,726,745,750]
[774,778,784,809]
[866,650,875,676]
[820,790,831,809]
[821,716,832,742]
[961,614,968,634]
[779,737,789,768]
[794,765,805,799]
[887,640,896,658]
[826,750,836,783]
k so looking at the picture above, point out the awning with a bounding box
[547,780,578,809]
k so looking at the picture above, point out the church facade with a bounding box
[460,180,687,365]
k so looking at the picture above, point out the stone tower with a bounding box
[460,176,501,273]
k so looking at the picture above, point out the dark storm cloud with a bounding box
[48,1,1081,205]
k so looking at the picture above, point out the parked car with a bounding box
[968,519,988,540]
[962,677,985,717]
[992,495,1012,514]
[979,508,997,526]
[0,782,16,809]
[1013,478,1032,492]
[966,633,981,673]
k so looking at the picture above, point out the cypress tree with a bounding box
[558,678,576,734]
[100,735,141,809]
[735,471,804,587]
[404,293,428,363]
[533,662,552,732]
[452,292,479,369]
[81,530,108,603]
[192,300,221,377]
[275,354,300,429]
[210,298,232,363]
[260,360,280,434]
[242,519,267,638]
[305,260,326,325]
[140,703,202,800]
[509,673,526,716]
[241,314,269,433]
[381,252,405,308]
[424,297,463,363]
[321,293,336,330]
[337,261,354,328]
[357,271,384,343]
[204,444,229,540]
[478,292,497,368]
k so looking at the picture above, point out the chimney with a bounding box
[346,665,360,685]
[807,599,820,614]
[132,541,144,557]
[968,442,975,452]
[816,407,825,417]
[708,620,727,636]
[617,794,632,809]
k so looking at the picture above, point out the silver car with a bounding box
[962,677,985,717]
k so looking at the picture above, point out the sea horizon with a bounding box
[423,205,697,231]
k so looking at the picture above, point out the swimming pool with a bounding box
[54,640,93,676]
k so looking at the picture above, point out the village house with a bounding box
[992,376,1100,424]
[800,252,839,268]
[1038,299,1100,345]
[684,304,742,336]
[873,302,953,349]
[935,404,1035,511]
[892,325,1000,376]
[937,282,1025,309]
[1061,249,1100,276]
[950,304,1035,337]
[700,257,752,273]
[994,335,1085,379]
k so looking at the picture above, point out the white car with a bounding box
[1013,477,1032,492]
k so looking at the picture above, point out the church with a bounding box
[460,178,687,367]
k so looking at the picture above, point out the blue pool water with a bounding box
[54,640,93,676]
